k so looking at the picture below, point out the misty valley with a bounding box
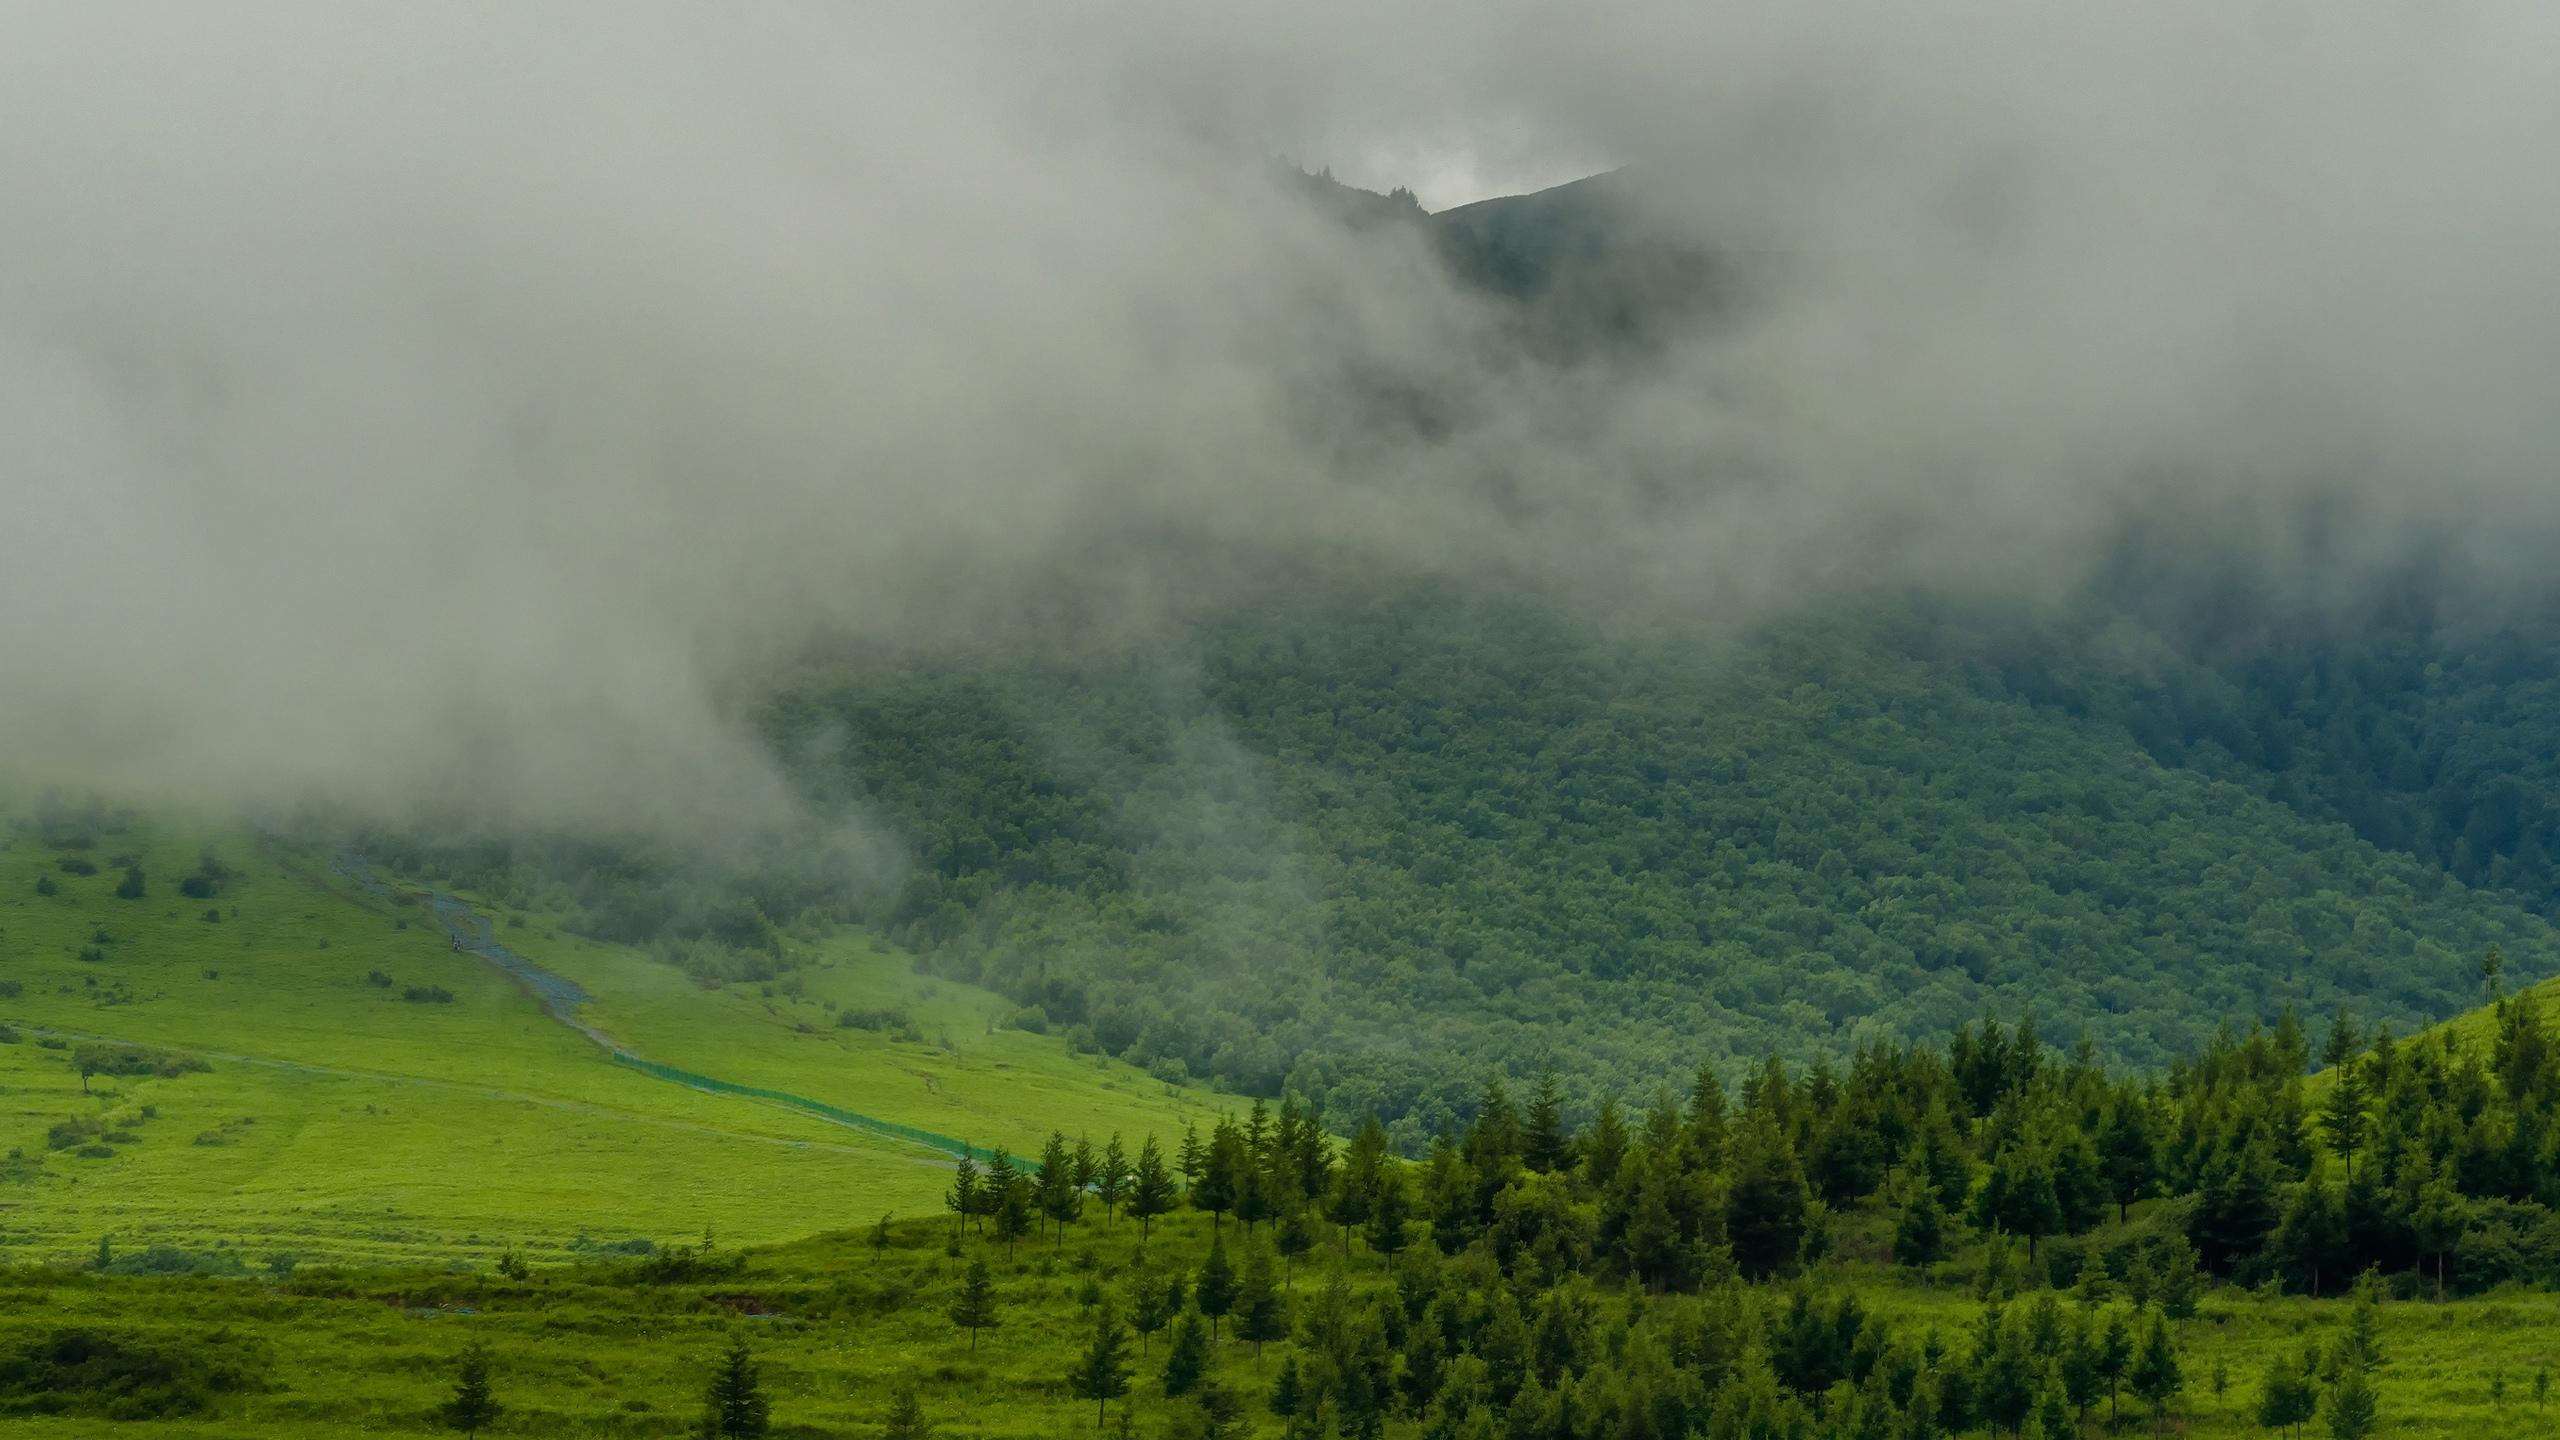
[10,6,2560,1439]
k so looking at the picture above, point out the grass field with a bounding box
[3,1208,2557,1438]
[0,804,1223,1267]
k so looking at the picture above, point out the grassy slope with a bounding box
[3,1210,2556,1439]
[0,811,1219,1266]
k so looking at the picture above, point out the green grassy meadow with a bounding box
[3,1209,2556,1438]
[0,807,1220,1268]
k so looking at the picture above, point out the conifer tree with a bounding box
[945,1153,981,1240]
[1274,1204,1315,1290]
[1363,1163,1410,1268]
[1581,1095,1630,1189]
[2326,1366,2377,1440]
[2129,1312,2183,1434]
[1131,1256,1182,1357]
[1130,1135,1177,1240]
[1067,1305,1132,1429]
[1893,1176,1950,1275]
[1522,1065,1571,1173]
[1235,1240,1286,1367]
[1098,1134,1132,1220]
[1195,1231,1238,1341]
[950,1257,1000,1351]
[994,1165,1035,1258]
[439,1344,498,1439]
[1039,1132,1083,1239]
[1332,1118,1388,1256]
[697,1339,770,1440]
[2097,1309,2133,1425]
[1195,1118,1244,1229]
[1179,1124,1206,1197]
[881,1385,930,1440]
[1163,1309,1210,1397]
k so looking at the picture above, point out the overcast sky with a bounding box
[4,3,2557,842]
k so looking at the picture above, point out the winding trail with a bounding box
[328,851,983,1165]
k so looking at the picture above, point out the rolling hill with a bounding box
[0,800,1225,1267]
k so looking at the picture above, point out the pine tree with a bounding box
[1686,1063,1730,1168]
[439,1345,499,1438]
[1893,1177,1950,1275]
[1235,1241,1286,1367]
[881,1385,931,1440]
[697,1339,770,1440]
[1131,1255,1182,1357]
[1522,1065,1571,1173]
[1195,1231,1238,1342]
[1130,1135,1177,1240]
[1725,1109,1809,1279]
[1162,1309,1210,1397]
[1067,1305,1132,1428]
[994,1166,1035,1258]
[950,1257,1000,1351]
[2321,1014,2369,1181]
[1332,1118,1388,1256]
[2326,1366,2377,1440]
[1581,1095,1631,1188]
[1363,1164,1410,1267]
[2097,1309,2133,1425]
[1270,1354,1305,1418]
[1274,1204,1315,1290]
[2129,1311,2183,1434]
[1179,1124,1206,1197]
[945,1153,981,1239]
[1039,1132,1083,1239]
[1098,1134,1132,1220]
[1195,1118,1244,1229]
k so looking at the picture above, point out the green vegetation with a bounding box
[6,1002,2560,1436]
[0,801,1219,1266]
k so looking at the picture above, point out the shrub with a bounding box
[400,986,456,1005]
[201,909,221,924]
[0,1324,255,1419]
[113,866,146,900]
[56,857,97,877]
[33,875,58,898]
[178,875,216,899]
[1010,1005,1051,1035]
[366,970,394,988]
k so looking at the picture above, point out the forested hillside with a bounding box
[737,574,2550,1139]
[356,175,2560,1143]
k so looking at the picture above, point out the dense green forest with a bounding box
[370,563,2560,1143]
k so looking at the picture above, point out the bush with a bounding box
[113,867,145,900]
[0,1326,268,1419]
[366,970,394,988]
[77,946,104,964]
[33,875,58,898]
[1010,1005,1051,1035]
[400,986,456,1004]
[56,857,97,877]
[201,909,221,924]
[178,875,216,899]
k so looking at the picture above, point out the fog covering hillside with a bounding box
[12,7,2560,1142]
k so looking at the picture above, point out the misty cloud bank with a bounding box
[5,3,2558,842]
